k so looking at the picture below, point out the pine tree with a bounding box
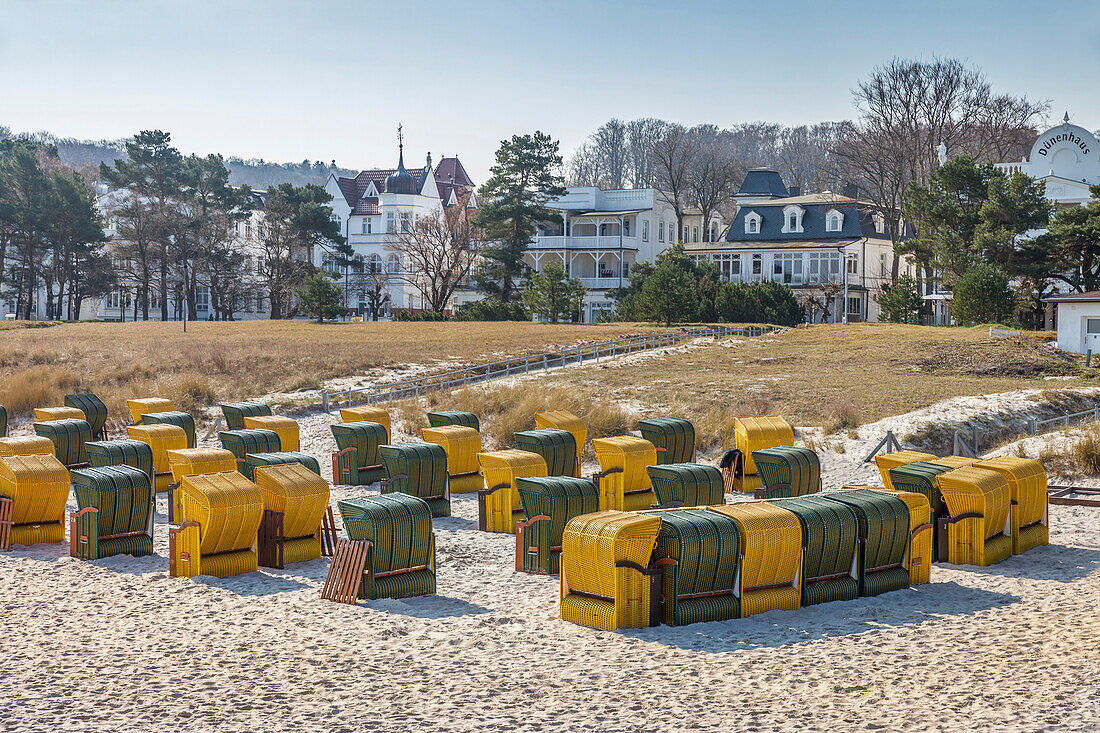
[296,272,347,323]
[522,262,585,323]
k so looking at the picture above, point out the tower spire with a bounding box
[397,123,405,168]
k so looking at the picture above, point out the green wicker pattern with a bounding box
[647,463,724,508]
[220,401,272,431]
[771,495,859,606]
[86,439,154,484]
[514,428,577,477]
[751,446,821,498]
[243,451,321,481]
[0,404,6,437]
[889,460,953,547]
[820,489,911,597]
[638,417,695,465]
[379,443,450,518]
[70,465,153,559]
[142,411,196,449]
[219,429,282,473]
[515,476,599,575]
[643,508,741,626]
[427,411,480,430]
[34,418,92,467]
[65,393,108,437]
[331,421,388,485]
[338,493,436,600]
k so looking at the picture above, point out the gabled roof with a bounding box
[727,197,874,242]
[334,155,476,211]
[738,169,789,198]
[1044,290,1100,302]
[335,166,428,207]
[435,156,475,208]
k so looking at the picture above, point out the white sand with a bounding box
[3,387,1100,731]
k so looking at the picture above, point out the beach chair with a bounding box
[718,448,764,494]
[219,429,282,474]
[733,416,794,476]
[33,417,93,468]
[515,475,599,575]
[0,435,56,458]
[127,423,188,492]
[515,428,579,477]
[252,463,330,567]
[127,398,176,425]
[751,446,821,499]
[65,393,109,440]
[220,401,272,431]
[142,411,196,449]
[534,410,587,455]
[977,456,1048,555]
[638,417,695,465]
[646,463,725,508]
[243,452,321,482]
[477,449,547,533]
[378,443,450,518]
[874,450,937,490]
[0,454,70,548]
[860,486,933,585]
[339,406,391,439]
[33,406,85,422]
[770,496,860,605]
[166,447,238,521]
[69,465,153,560]
[421,425,482,494]
[642,508,742,626]
[932,456,981,470]
[706,502,802,617]
[243,415,300,452]
[330,421,387,486]
[887,461,956,549]
[559,511,663,630]
[86,439,155,486]
[169,470,263,578]
[934,466,1013,567]
[591,436,657,511]
[427,410,480,430]
[818,489,911,597]
[336,493,436,600]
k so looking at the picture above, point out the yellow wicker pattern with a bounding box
[243,415,300,452]
[729,473,764,494]
[33,406,85,422]
[127,398,176,424]
[252,463,330,541]
[12,522,66,546]
[936,466,1012,566]
[978,456,1049,554]
[867,486,933,585]
[560,511,662,630]
[0,435,56,457]
[449,473,483,494]
[178,471,263,557]
[874,450,938,489]
[0,454,70,528]
[733,416,794,475]
[931,456,981,470]
[534,410,587,453]
[591,436,657,511]
[168,448,238,483]
[339,407,391,438]
[477,449,547,533]
[422,426,482,477]
[128,424,188,478]
[707,502,802,617]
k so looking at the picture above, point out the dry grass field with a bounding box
[0,319,662,427]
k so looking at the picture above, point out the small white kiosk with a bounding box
[1045,291,1100,355]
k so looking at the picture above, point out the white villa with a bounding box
[996,113,1100,209]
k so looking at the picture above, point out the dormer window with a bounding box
[744,211,762,235]
[873,213,886,234]
[782,205,805,234]
[825,209,844,232]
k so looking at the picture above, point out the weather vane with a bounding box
[397,123,404,153]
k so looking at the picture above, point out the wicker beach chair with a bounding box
[515,428,579,478]
[252,463,330,566]
[770,495,860,605]
[818,488,911,596]
[427,410,480,430]
[330,421,387,486]
[243,415,300,453]
[378,443,451,518]
[733,416,794,476]
[170,470,263,578]
[339,406,391,440]
[647,463,725,508]
[33,406,85,422]
[861,486,933,585]
[476,449,547,533]
[534,410,587,455]
[219,429,282,474]
[751,446,821,499]
[0,454,70,548]
[220,401,272,431]
[127,423,189,491]
[0,435,55,458]
[591,436,658,511]
[934,466,1013,566]
[874,450,937,490]
[706,502,803,617]
[34,417,93,468]
[977,456,1048,555]
[887,461,955,549]
[142,411,197,449]
[421,425,482,494]
[69,466,153,560]
[638,417,696,465]
[515,475,599,575]
[127,398,175,425]
[244,452,321,482]
[642,508,742,626]
[166,447,239,520]
[718,449,765,495]
[65,393,109,440]
[86,439,155,486]
[336,493,436,600]
[559,511,663,630]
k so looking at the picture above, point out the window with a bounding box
[880,253,888,277]
[773,253,803,284]
[386,254,401,274]
[808,252,841,283]
[256,295,265,312]
[400,212,411,233]
[693,227,699,242]
[623,219,630,236]
[362,218,370,234]
[245,222,252,239]
[642,220,649,242]
[847,254,858,275]
[386,212,395,233]
[195,286,210,311]
[322,254,340,273]
[874,213,886,234]
[826,209,844,232]
[782,205,805,234]
[368,254,383,273]
[751,254,762,277]
[658,222,665,242]
[848,297,862,316]
[713,253,741,282]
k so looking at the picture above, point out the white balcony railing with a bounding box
[577,277,626,289]
[531,235,639,250]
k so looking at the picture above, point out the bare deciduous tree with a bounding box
[387,206,479,313]
[649,124,696,242]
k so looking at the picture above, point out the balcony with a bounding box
[531,235,639,251]
[577,277,627,289]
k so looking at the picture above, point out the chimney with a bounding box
[788,185,801,197]
[842,182,858,199]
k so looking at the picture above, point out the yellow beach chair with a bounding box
[252,463,330,566]
[339,406,391,440]
[0,453,70,547]
[243,415,301,452]
[591,436,657,512]
[707,502,802,617]
[534,410,587,456]
[935,466,1013,567]
[476,449,547,533]
[170,470,263,578]
[421,425,482,494]
[128,423,188,492]
[874,450,938,490]
[977,456,1048,555]
[127,398,176,425]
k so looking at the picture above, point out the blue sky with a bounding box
[1,0,1098,183]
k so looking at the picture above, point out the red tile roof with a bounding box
[335,156,475,209]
